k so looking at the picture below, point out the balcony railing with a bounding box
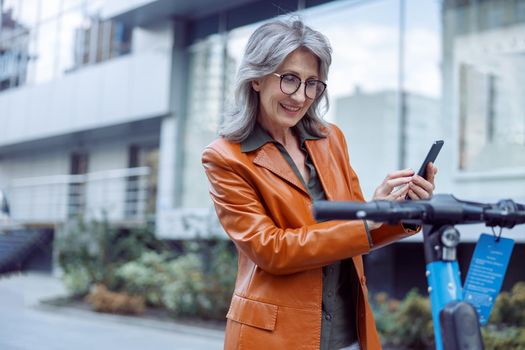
[3,167,151,225]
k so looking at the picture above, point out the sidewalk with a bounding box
[0,272,224,350]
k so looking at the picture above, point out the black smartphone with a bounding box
[405,140,444,199]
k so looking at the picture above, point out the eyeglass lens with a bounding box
[280,74,325,99]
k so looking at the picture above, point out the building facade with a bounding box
[0,0,524,296]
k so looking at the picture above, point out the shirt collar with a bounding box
[240,121,324,153]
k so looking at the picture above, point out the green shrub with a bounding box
[114,239,237,320]
[55,216,167,296]
[115,251,172,306]
[482,326,525,349]
[61,265,92,296]
[162,253,206,315]
[372,282,525,349]
[490,282,525,327]
[55,215,237,320]
[372,289,434,349]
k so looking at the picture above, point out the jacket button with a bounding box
[325,314,332,321]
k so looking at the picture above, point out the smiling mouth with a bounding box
[280,103,302,112]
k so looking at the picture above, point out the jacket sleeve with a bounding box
[332,125,419,249]
[202,146,372,276]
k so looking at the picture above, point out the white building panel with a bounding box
[0,51,171,147]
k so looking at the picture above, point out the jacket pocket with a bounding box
[226,295,278,331]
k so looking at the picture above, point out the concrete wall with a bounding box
[0,50,171,148]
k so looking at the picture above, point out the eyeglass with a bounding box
[273,73,327,100]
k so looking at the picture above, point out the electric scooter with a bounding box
[313,194,525,350]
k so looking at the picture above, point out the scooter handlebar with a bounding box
[312,194,525,228]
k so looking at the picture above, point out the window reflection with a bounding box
[0,4,31,91]
[40,0,60,20]
[58,10,84,75]
[33,19,58,83]
[402,0,442,175]
[445,0,525,172]
[62,0,84,12]
[304,0,403,198]
[19,0,41,28]
[182,34,232,208]
[0,0,130,90]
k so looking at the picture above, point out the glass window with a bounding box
[62,0,84,12]
[24,31,38,84]
[181,34,229,208]
[33,19,59,83]
[226,22,258,106]
[403,0,442,171]
[57,9,84,74]
[18,0,40,29]
[457,52,525,171]
[85,0,105,17]
[40,0,60,20]
[302,0,402,198]
[1,1,32,90]
[1,0,25,41]
[445,1,525,172]
[2,0,21,26]
[303,1,400,110]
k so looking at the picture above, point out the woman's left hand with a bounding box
[367,163,438,230]
[406,162,438,200]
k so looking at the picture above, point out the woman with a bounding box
[202,18,437,350]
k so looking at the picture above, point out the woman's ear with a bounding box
[251,79,261,92]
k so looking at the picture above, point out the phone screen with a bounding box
[406,140,444,200]
[417,140,444,180]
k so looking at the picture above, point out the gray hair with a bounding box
[219,18,332,142]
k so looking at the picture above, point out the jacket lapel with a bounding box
[252,143,309,196]
[304,138,337,200]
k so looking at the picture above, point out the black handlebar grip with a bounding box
[312,201,376,221]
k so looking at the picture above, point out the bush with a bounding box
[489,282,525,327]
[62,266,92,296]
[161,253,207,315]
[372,289,434,349]
[482,326,525,349]
[116,239,237,320]
[372,282,525,349]
[115,251,172,306]
[55,216,167,296]
[55,216,237,320]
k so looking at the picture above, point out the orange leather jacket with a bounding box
[202,123,417,350]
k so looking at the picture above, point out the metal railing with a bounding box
[2,167,151,225]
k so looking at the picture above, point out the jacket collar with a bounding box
[240,121,327,196]
[240,121,322,153]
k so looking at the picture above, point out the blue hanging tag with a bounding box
[463,233,515,325]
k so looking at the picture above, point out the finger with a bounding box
[384,168,415,181]
[425,162,437,187]
[374,178,409,199]
[411,175,435,193]
[391,185,410,201]
[390,184,409,198]
[407,188,421,200]
[383,176,413,191]
[409,182,431,199]
[392,186,410,201]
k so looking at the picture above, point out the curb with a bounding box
[35,302,225,340]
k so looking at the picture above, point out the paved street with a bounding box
[0,273,224,350]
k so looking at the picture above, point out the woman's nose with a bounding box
[290,84,307,103]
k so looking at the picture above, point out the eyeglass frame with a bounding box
[272,73,327,100]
